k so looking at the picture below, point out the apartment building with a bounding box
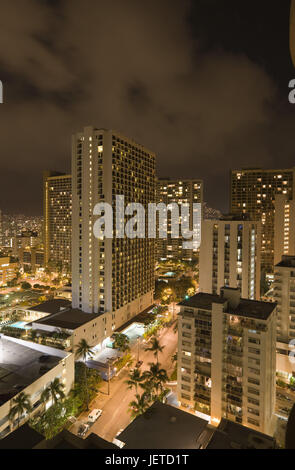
[274,194,295,266]
[43,172,72,273]
[273,255,295,381]
[177,287,277,436]
[72,127,155,335]
[199,215,261,300]
[156,178,203,262]
[230,168,295,274]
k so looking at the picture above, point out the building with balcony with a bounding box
[199,214,261,300]
[156,178,203,262]
[273,255,295,382]
[177,287,277,436]
[43,172,72,274]
[274,194,295,266]
[230,167,295,275]
[71,127,155,334]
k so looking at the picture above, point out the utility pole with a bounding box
[107,361,111,396]
[137,337,140,362]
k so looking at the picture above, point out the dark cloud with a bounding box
[0,0,294,214]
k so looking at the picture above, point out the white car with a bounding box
[87,409,103,423]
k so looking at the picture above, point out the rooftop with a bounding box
[179,290,276,321]
[0,335,62,405]
[33,308,102,330]
[0,425,118,449]
[206,419,276,449]
[276,255,295,269]
[28,299,71,314]
[118,402,208,449]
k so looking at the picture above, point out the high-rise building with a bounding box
[177,287,277,436]
[199,215,261,300]
[274,255,295,381]
[274,194,295,266]
[43,172,72,273]
[72,127,155,326]
[156,178,203,262]
[230,168,295,275]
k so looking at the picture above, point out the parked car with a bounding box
[77,423,89,437]
[87,409,103,423]
[135,360,143,368]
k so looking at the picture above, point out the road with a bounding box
[76,321,178,443]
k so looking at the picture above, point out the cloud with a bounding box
[0,0,294,214]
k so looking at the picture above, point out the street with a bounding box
[74,321,178,443]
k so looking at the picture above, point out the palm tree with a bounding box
[125,368,143,393]
[40,378,65,412]
[40,387,51,413]
[8,392,31,429]
[145,336,165,364]
[49,377,65,404]
[75,339,95,410]
[129,393,149,418]
[142,363,168,397]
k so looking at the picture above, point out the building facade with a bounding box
[274,194,295,266]
[273,256,295,381]
[177,288,277,436]
[199,215,261,300]
[0,257,18,286]
[72,127,155,333]
[43,172,72,273]
[156,178,203,262]
[230,168,295,275]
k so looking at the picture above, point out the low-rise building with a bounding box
[0,335,74,439]
[0,257,18,286]
[31,308,105,351]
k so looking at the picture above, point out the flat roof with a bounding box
[276,256,295,268]
[0,424,43,449]
[28,299,71,314]
[179,293,225,310]
[34,308,102,330]
[0,336,61,405]
[118,402,208,449]
[206,419,276,449]
[179,292,276,320]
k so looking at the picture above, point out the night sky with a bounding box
[0,0,294,215]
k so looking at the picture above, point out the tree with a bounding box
[75,339,95,410]
[40,387,51,413]
[21,282,31,290]
[142,363,168,397]
[129,393,149,418]
[8,392,31,429]
[48,378,65,404]
[145,336,165,364]
[125,368,143,393]
[113,333,130,354]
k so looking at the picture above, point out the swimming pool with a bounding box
[10,321,31,330]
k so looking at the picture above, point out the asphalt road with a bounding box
[80,321,178,443]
